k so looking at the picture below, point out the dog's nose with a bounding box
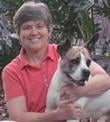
[82,69,90,80]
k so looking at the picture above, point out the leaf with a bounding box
[77,11,94,42]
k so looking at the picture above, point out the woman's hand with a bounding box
[56,99,82,120]
[60,84,84,102]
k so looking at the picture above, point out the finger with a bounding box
[72,108,82,119]
[73,102,81,108]
[60,85,72,98]
[60,84,72,91]
[72,103,82,118]
[59,99,74,107]
[62,99,74,104]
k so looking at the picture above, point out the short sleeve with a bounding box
[2,66,25,101]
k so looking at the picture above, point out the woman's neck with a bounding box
[25,47,48,67]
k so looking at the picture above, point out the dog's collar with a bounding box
[64,72,85,86]
[64,72,77,84]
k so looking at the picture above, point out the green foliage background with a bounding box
[0,0,110,70]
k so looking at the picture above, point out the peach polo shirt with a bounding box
[2,44,59,112]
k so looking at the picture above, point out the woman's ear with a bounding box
[18,36,22,46]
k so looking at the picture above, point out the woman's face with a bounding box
[19,20,51,53]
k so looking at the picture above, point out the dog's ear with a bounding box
[84,33,99,52]
[57,38,72,57]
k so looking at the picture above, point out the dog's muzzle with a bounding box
[65,69,90,86]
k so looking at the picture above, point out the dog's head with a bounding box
[57,39,91,86]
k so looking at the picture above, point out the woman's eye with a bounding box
[22,25,31,30]
[36,24,45,29]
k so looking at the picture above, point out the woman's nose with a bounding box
[31,26,39,35]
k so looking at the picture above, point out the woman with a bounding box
[2,1,110,122]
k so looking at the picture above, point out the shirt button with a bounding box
[44,78,47,82]
[42,62,45,66]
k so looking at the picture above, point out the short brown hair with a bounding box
[13,1,52,35]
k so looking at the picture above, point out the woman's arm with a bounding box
[60,61,110,100]
[82,61,110,96]
[7,96,81,122]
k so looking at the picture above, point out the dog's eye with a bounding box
[86,59,91,66]
[70,57,80,64]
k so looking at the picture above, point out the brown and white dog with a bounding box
[45,39,110,122]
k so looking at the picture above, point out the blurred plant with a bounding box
[40,0,101,53]
[0,0,25,17]
[94,0,110,18]
[0,0,110,70]
[0,15,20,70]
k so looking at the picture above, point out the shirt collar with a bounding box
[19,44,55,69]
